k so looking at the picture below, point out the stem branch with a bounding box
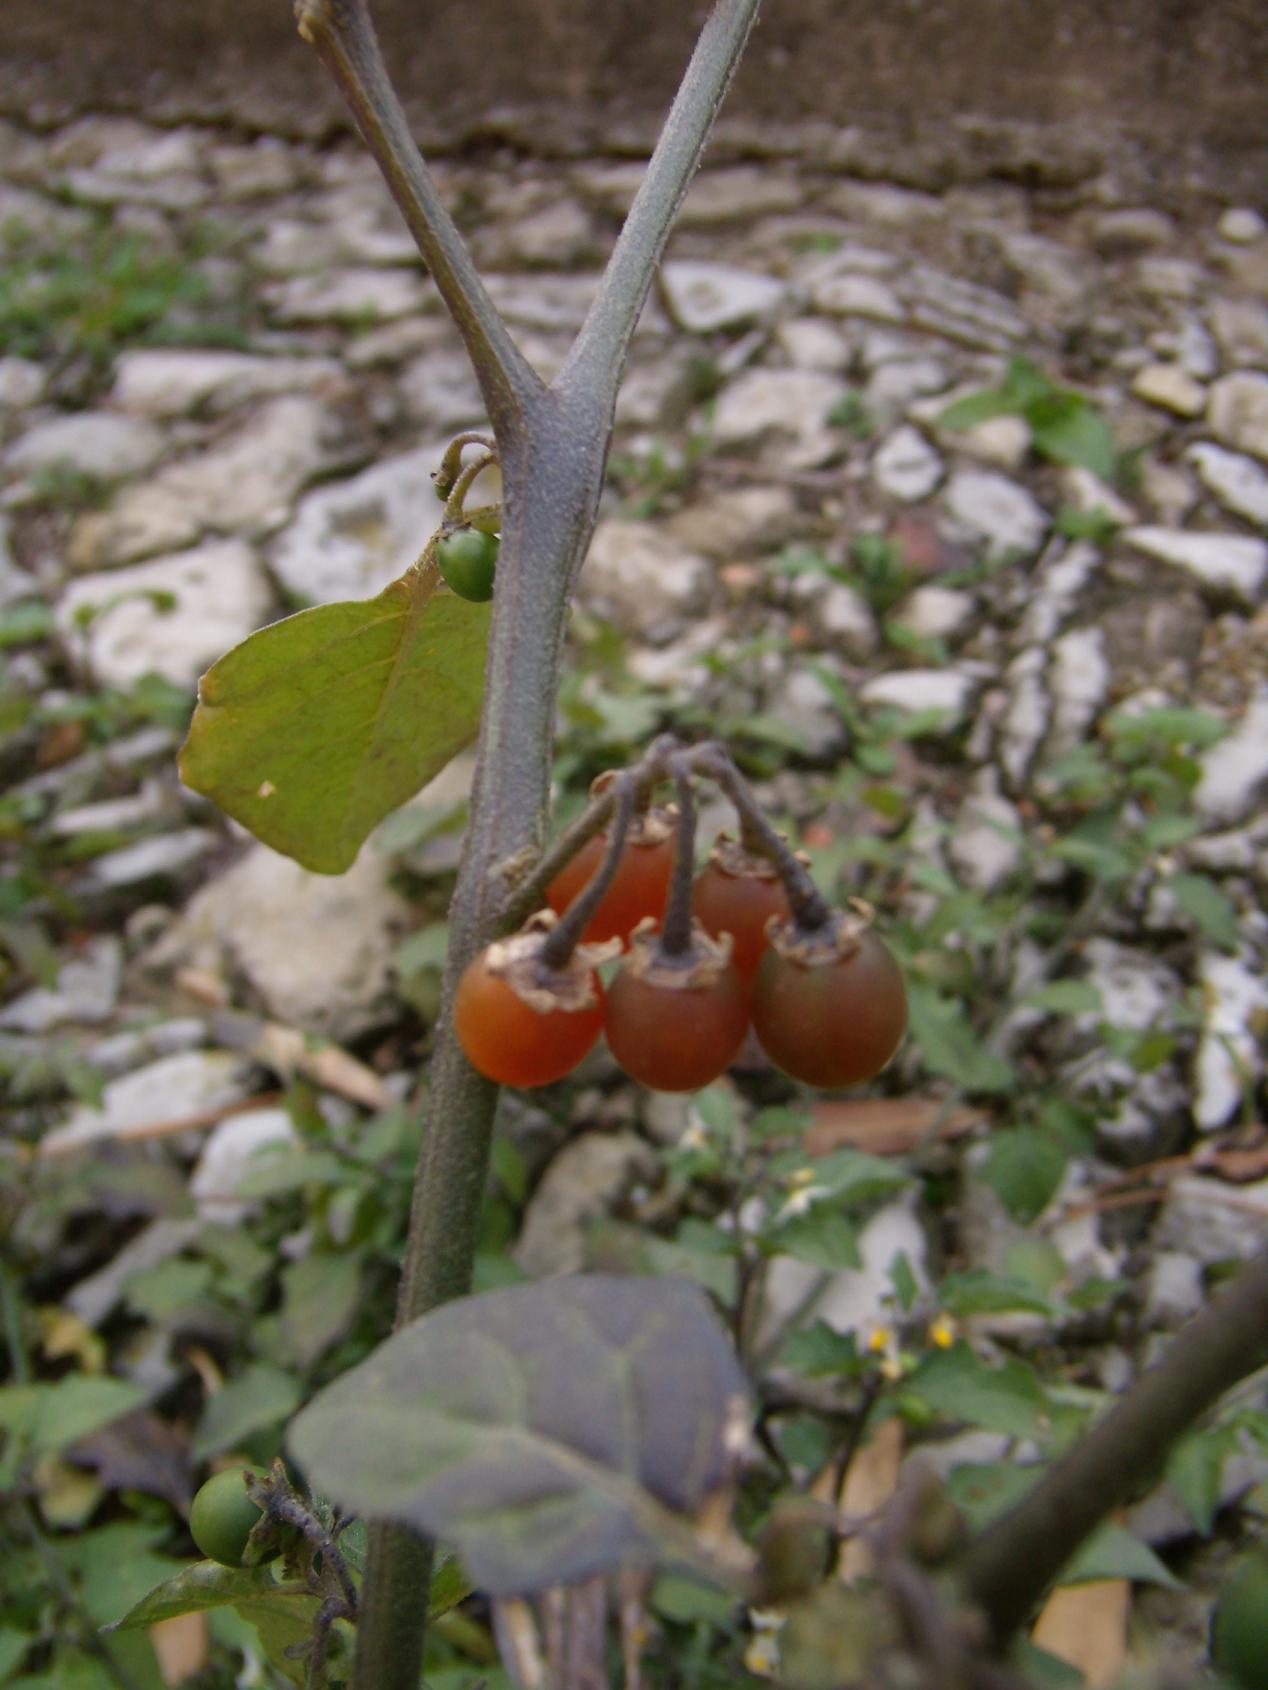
[960,1244,1268,1641]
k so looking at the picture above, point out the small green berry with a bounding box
[190,1466,271,1567]
[1212,1551,1268,1690]
[436,527,498,602]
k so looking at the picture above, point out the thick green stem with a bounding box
[960,1244,1268,1641]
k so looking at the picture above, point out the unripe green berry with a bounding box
[436,527,498,602]
[190,1466,270,1567]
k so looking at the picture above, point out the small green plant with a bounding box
[939,356,1119,482]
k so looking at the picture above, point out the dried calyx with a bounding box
[622,915,735,990]
[484,910,619,1013]
[766,898,874,969]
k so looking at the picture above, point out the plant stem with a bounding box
[539,772,636,967]
[293,0,541,435]
[960,1243,1268,1642]
[658,759,698,957]
[562,0,764,396]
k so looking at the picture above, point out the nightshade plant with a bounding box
[106,2,1268,1688]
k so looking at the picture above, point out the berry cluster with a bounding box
[454,741,907,1094]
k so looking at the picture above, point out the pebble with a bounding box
[42,1049,251,1155]
[1207,370,1268,461]
[270,446,448,605]
[871,425,944,502]
[859,667,978,721]
[1217,207,1267,245]
[514,1131,660,1278]
[1186,442,1268,527]
[82,829,218,892]
[944,468,1049,558]
[765,666,846,757]
[0,936,122,1033]
[948,772,1023,891]
[659,261,785,333]
[758,1197,929,1348]
[1195,688,1268,821]
[111,349,342,418]
[811,273,905,324]
[775,318,851,372]
[803,581,878,660]
[0,356,47,409]
[665,485,797,559]
[56,540,273,690]
[1142,1251,1205,1328]
[1130,363,1206,418]
[190,1108,299,1225]
[579,520,710,636]
[1048,626,1110,751]
[711,367,849,470]
[149,841,413,1042]
[1123,526,1267,606]
[5,412,164,485]
[891,584,975,642]
[1091,207,1175,258]
[264,266,430,325]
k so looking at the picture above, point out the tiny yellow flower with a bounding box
[866,1325,894,1354]
[787,1165,817,1188]
[744,1634,781,1678]
[928,1315,956,1350]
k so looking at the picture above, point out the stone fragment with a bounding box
[678,167,802,225]
[83,830,218,891]
[1217,207,1267,245]
[57,540,272,690]
[269,446,445,605]
[903,267,1028,349]
[579,520,710,636]
[776,318,850,372]
[1195,688,1268,822]
[1194,954,1268,1131]
[1090,207,1174,257]
[514,1131,660,1278]
[764,667,845,758]
[5,412,164,484]
[1130,363,1206,418]
[1142,1251,1205,1327]
[111,350,341,418]
[1123,527,1267,606]
[945,469,1048,558]
[489,199,595,269]
[759,1198,928,1346]
[43,1051,251,1155]
[871,425,943,502]
[1048,626,1110,752]
[1210,298,1268,367]
[151,842,412,1041]
[191,1109,299,1225]
[209,138,300,199]
[712,368,848,470]
[860,668,978,721]
[823,180,941,225]
[0,357,46,408]
[811,273,904,324]
[1187,443,1268,527]
[67,1218,203,1326]
[265,267,430,325]
[998,646,1051,785]
[665,486,796,559]
[0,936,122,1033]
[1208,371,1268,461]
[659,261,785,334]
[949,773,1023,891]
[811,583,879,660]
[398,348,486,431]
[892,585,975,642]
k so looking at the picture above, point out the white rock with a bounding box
[903,267,1028,349]
[945,469,1048,558]
[1083,938,1182,1035]
[1123,526,1267,605]
[659,261,785,334]
[1049,626,1110,752]
[0,357,46,408]
[775,318,851,372]
[0,936,122,1032]
[1208,371,1268,461]
[1142,1251,1205,1327]
[811,272,904,324]
[1059,465,1136,526]
[891,585,975,642]
[1187,443,1268,527]
[57,540,272,690]
[270,446,446,605]
[1091,207,1174,257]
[949,773,1023,891]
[871,425,943,502]
[813,583,878,660]
[265,266,430,325]
[1138,454,1199,524]
[84,830,217,890]
[191,1108,299,1225]
[1211,298,1268,367]
[111,349,342,418]
[864,355,953,415]
[999,646,1051,785]
[824,180,941,226]
[514,1131,660,1278]
[398,347,486,431]
[1217,207,1267,245]
[860,668,977,721]
[665,485,797,559]
[43,1050,251,1154]
[209,138,300,200]
[5,412,164,483]
[712,368,849,470]
[765,667,845,757]
[1131,362,1206,418]
[579,520,710,636]
[1195,688,1268,821]
[759,1198,928,1347]
[1155,1173,1268,1264]
[1019,542,1098,644]
[678,167,803,226]
[152,842,413,1040]
[49,785,167,838]
[66,1217,202,1326]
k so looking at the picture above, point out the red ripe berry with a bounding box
[454,916,611,1088]
[545,809,675,947]
[603,923,749,1093]
[692,838,791,981]
[751,920,907,1089]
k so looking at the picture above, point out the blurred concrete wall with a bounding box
[6,1,1267,191]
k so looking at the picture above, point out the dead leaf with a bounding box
[817,1417,903,1584]
[150,1612,209,1684]
[805,1097,987,1158]
[1031,1580,1128,1687]
[68,1409,194,1512]
[249,1020,395,1112]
